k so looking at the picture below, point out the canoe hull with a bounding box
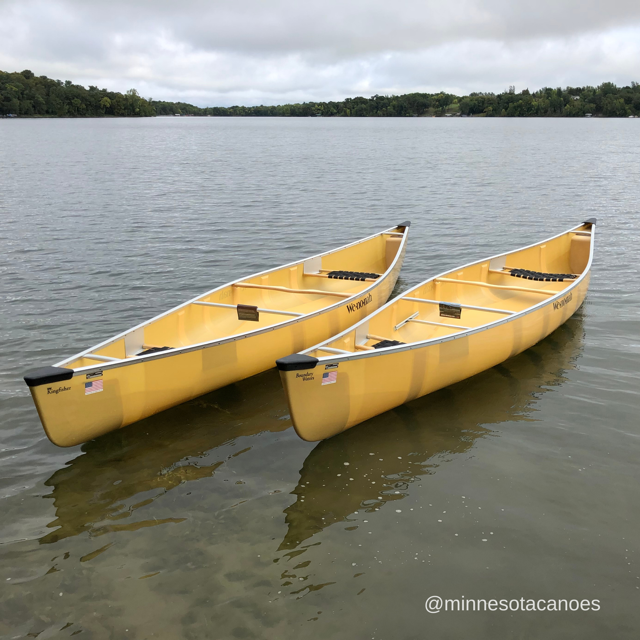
[28,242,405,447]
[279,270,590,442]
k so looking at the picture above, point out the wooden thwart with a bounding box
[234,282,351,298]
[436,277,557,296]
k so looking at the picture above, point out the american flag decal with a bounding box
[322,371,337,386]
[85,380,104,395]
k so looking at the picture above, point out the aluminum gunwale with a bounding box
[306,222,595,366]
[56,225,409,377]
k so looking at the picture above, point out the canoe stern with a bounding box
[25,367,125,447]
[277,355,353,441]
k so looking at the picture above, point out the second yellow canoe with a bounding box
[277,220,596,441]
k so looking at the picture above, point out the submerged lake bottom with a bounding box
[1,117,639,638]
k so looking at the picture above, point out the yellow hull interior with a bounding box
[307,226,592,356]
[277,221,595,442]
[60,230,406,370]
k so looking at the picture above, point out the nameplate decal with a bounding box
[237,304,260,321]
[439,303,462,319]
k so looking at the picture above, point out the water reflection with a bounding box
[41,312,585,562]
[279,315,585,552]
[40,370,291,544]
[40,278,415,546]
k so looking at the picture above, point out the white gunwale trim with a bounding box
[403,297,516,315]
[192,301,303,317]
[307,223,595,365]
[315,347,352,355]
[56,224,410,374]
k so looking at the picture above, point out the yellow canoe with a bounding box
[24,223,410,447]
[277,219,596,441]
[280,317,584,550]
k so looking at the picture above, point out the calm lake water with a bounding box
[1,117,639,639]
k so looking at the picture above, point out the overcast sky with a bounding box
[1,0,639,106]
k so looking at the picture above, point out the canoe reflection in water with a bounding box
[40,370,292,544]
[278,314,585,552]
[40,314,583,551]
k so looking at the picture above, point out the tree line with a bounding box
[0,69,154,117]
[3,69,639,118]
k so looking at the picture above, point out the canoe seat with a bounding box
[372,339,405,349]
[137,346,172,356]
[509,268,577,282]
[327,270,380,281]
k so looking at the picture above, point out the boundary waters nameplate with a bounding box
[439,303,462,319]
[237,304,260,321]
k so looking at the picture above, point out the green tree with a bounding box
[2,68,639,119]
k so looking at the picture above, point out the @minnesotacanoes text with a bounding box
[425,596,600,613]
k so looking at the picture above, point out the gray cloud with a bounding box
[1,0,639,105]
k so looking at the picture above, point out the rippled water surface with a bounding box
[1,117,639,639]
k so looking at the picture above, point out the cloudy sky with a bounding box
[1,0,639,106]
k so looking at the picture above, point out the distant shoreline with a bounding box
[4,112,639,120]
[2,69,639,118]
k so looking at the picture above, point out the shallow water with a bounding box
[0,117,639,639]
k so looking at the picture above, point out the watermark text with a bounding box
[425,596,600,614]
